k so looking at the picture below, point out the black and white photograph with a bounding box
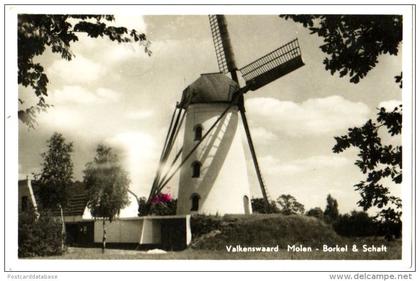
[2,2,416,279]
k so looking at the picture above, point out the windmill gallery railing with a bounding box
[240,38,304,91]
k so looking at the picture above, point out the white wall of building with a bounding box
[177,103,252,215]
[93,218,143,243]
[139,219,161,244]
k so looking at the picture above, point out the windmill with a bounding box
[142,15,304,215]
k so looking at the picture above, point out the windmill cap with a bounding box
[179,73,239,109]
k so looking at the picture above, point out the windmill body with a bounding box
[144,15,303,217]
[176,73,252,215]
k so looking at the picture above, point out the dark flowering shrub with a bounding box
[151,193,172,204]
[138,195,177,216]
[150,198,177,216]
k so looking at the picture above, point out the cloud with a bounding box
[246,126,277,144]
[37,106,85,131]
[51,86,121,105]
[37,86,125,137]
[106,131,156,155]
[255,154,361,213]
[68,16,149,66]
[104,44,147,63]
[113,15,147,33]
[246,96,370,137]
[95,88,121,103]
[260,154,351,176]
[378,100,402,111]
[125,110,154,120]
[105,132,159,196]
[47,55,106,84]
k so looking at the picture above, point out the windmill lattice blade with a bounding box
[240,38,304,91]
[209,15,237,74]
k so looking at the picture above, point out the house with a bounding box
[18,178,39,217]
[18,178,191,249]
[18,179,93,244]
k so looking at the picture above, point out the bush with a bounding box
[150,199,177,216]
[251,198,280,214]
[333,211,376,237]
[277,194,305,215]
[332,211,402,238]
[306,207,324,220]
[190,215,223,240]
[18,211,64,258]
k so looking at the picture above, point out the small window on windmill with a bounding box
[194,125,203,141]
[191,193,200,211]
[192,161,201,178]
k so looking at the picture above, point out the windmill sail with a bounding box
[240,38,304,91]
[145,17,306,216]
[209,15,238,79]
[239,108,271,211]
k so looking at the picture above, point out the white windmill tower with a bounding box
[143,15,304,216]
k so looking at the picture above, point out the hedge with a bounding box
[18,211,64,258]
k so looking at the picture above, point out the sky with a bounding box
[18,15,402,214]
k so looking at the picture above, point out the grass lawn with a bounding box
[35,238,401,260]
[23,214,401,260]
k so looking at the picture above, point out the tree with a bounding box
[279,15,402,83]
[38,132,74,209]
[83,145,130,253]
[251,198,280,214]
[276,194,305,215]
[333,210,378,237]
[18,15,151,128]
[324,194,339,223]
[333,106,402,230]
[306,207,324,220]
[281,15,403,235]
[37,132,73,250]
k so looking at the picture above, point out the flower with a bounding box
[151,192,172,204]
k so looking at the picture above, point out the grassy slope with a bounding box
[189,214,401,259]
[192,214,342,249]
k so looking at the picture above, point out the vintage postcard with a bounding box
[2,2,416,279]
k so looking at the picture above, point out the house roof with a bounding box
[19,180,89,217]
[57,182,89,217]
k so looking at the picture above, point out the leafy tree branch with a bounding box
[280,15,402,83]
[18,15,151,128]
